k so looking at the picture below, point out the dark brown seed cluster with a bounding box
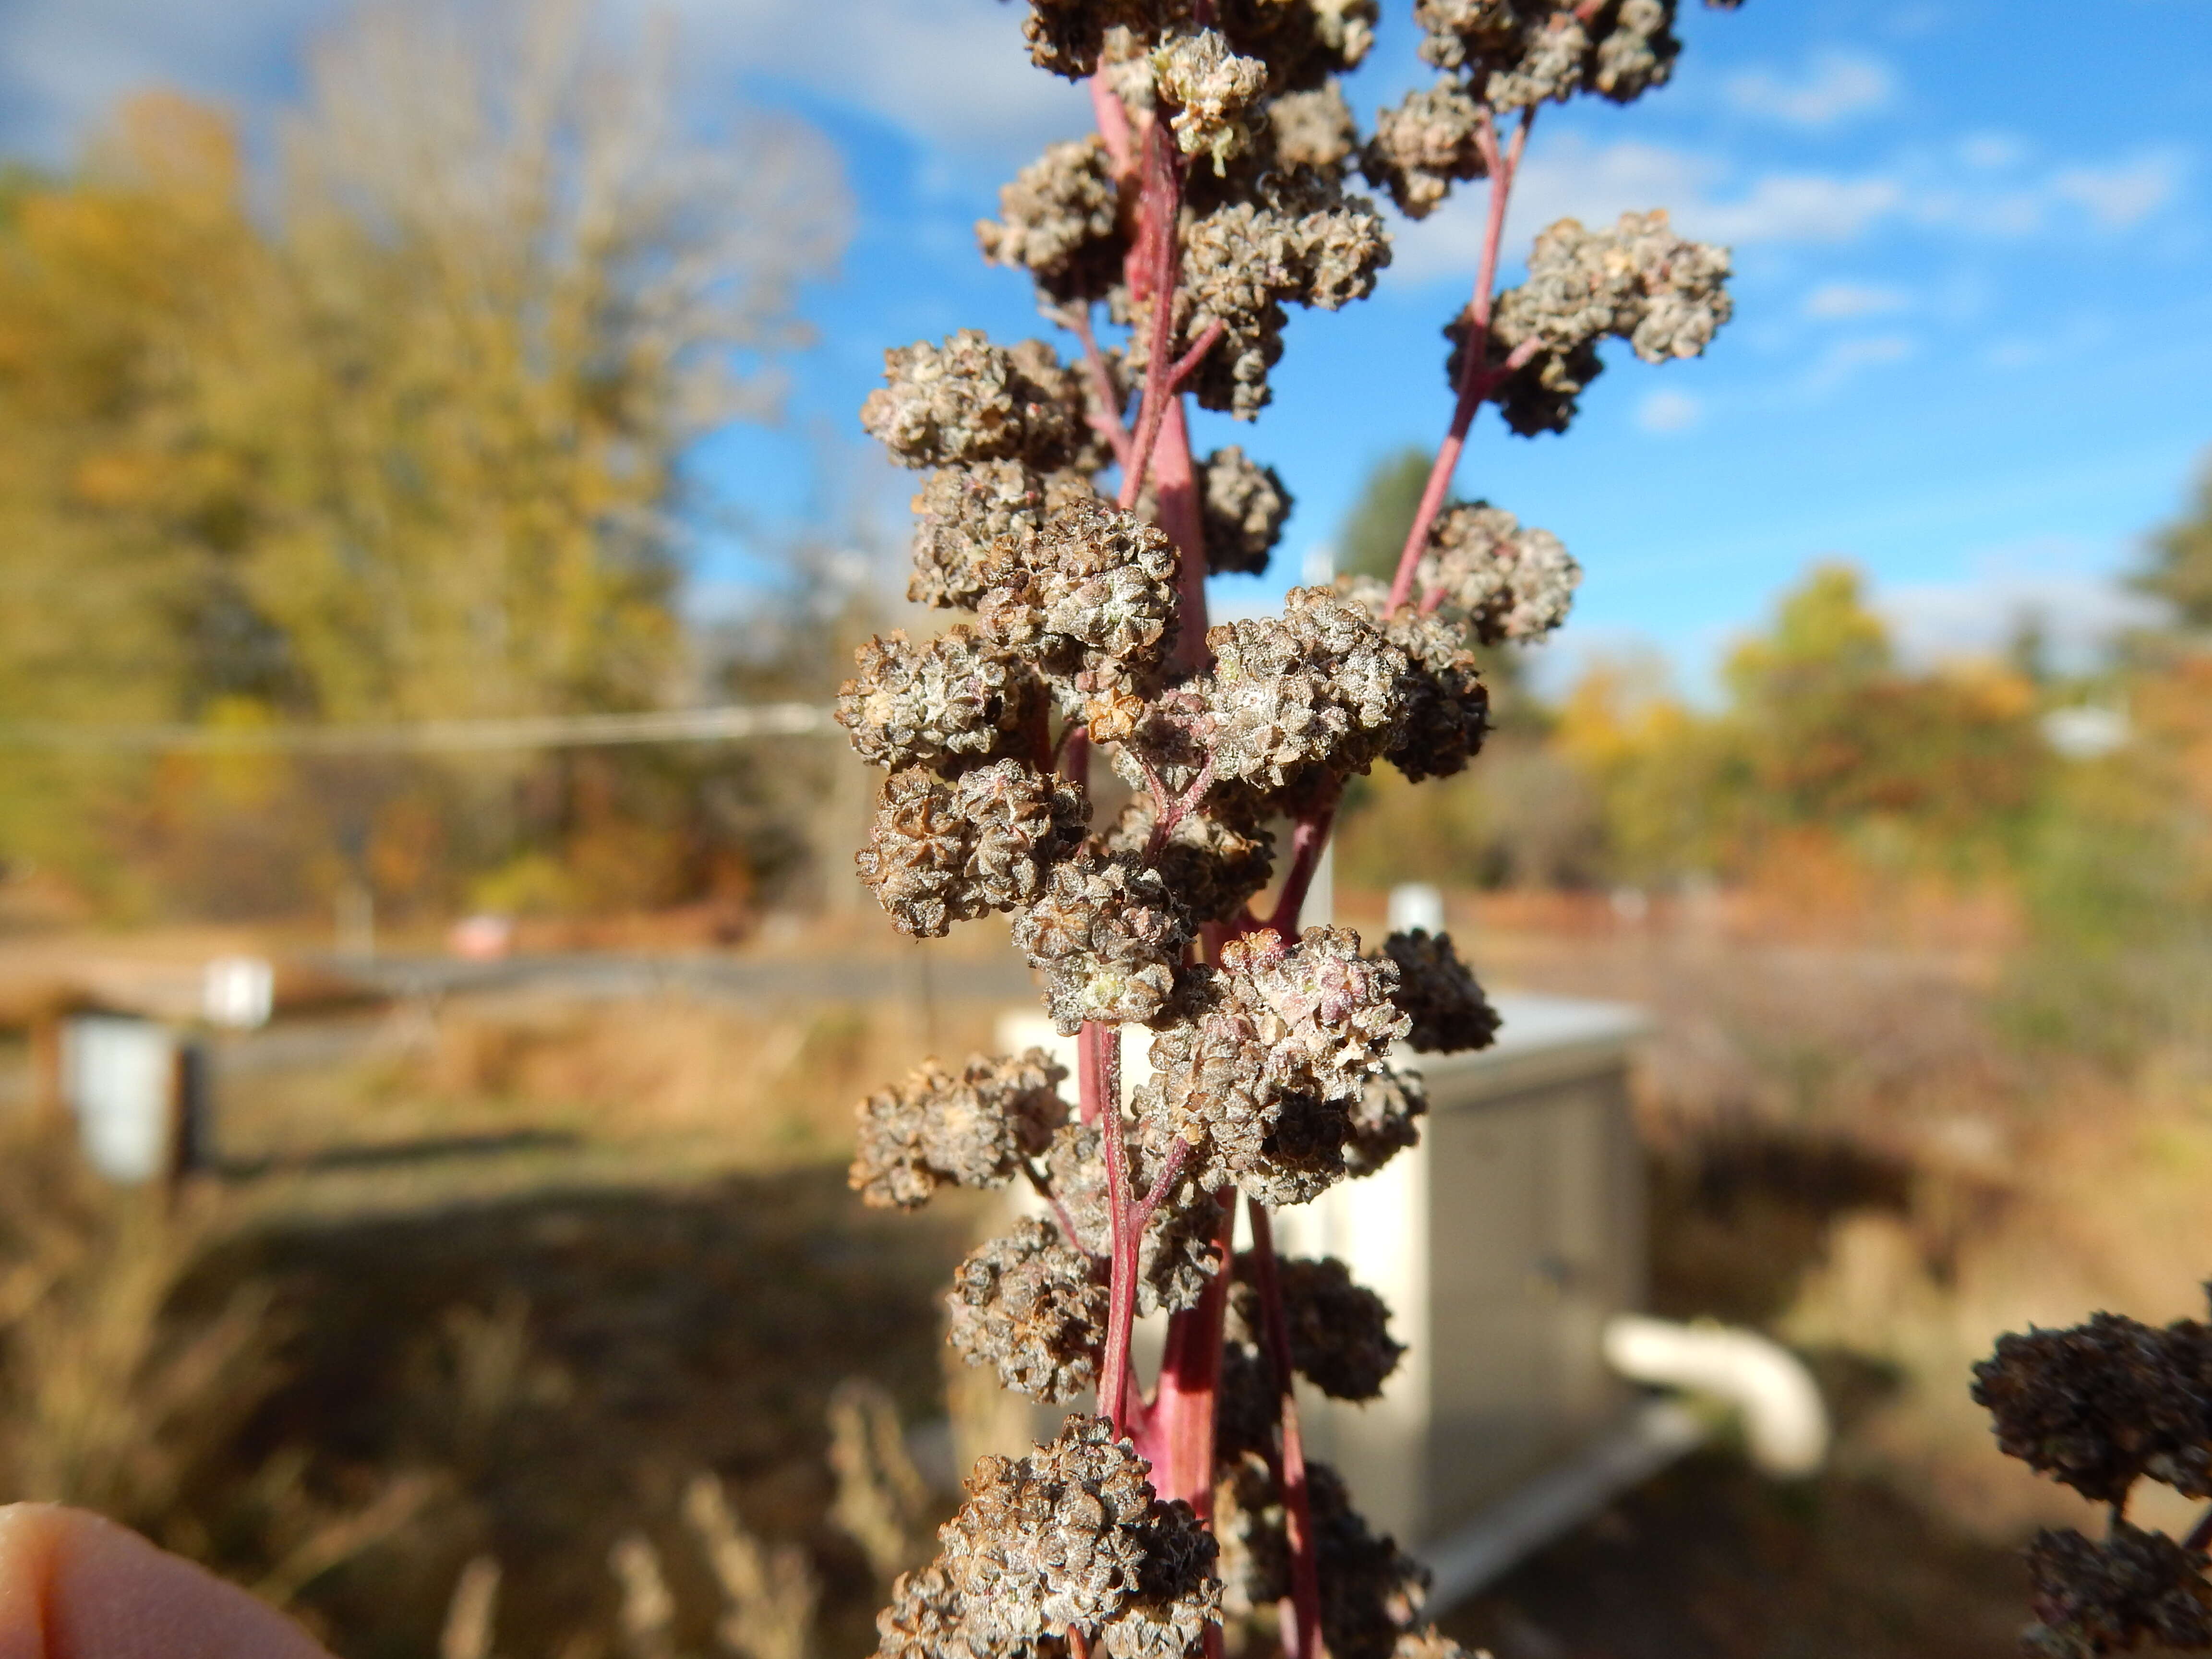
[851,1048,1071,1209]
[1972,1310,2212,1503]
[948,1217,1108,1401]
[1232,1254,1406,1402]
[857,762,1089,938]
[1454,210,1732,436]
[1379,929,1501,1054]
[837,626,1045,773]
[2024,1524,2212,1659]
[1212,1455,1429,1659]
[1199,446,1293,577]
[1335,586,1493,782]
[887,1418,1220,1659]
[1345,1063,1429,1177]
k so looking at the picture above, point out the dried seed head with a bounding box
[1418,502,1580,644]
[1199,588,1412,793]
[979,136,1125,301]
[1139,929,1407,1204]
[1412,0,1683,108]
[1210,1456,1428,1659]
[1233,1253,1405,1401]
[837,626,1045,773]
[1198,446,1293,577]
[1214,1351,1279,1469]
[1099,794,1276,926]
[1047,1122,1231,1315]
[865,330,1085,470]
[1153,30,1269,169]
[1469,211,1731,434]
[1229,925,1411,1099]
[1360,83,1486,219]
[1310,1462,1431,1659]
[1972,1312,2212,1503]
[939,1418,1159,1640]
[1345,1062,1427,1177]
[875,1563,983,1659]
[857,763,1089,938]
[1379,929,1500,1054]
[1269,84,1358,170]
[1170,177,1391,419]
[1012,853,1190,1032]
[947,1217,1107,1401]
[2025,1524,2212,1659]
[1594,0,1681,102]
[851,1048,1071,1209]
[1334,581,1492,781]
[980,498,1182,697]
[1098,1499,1223,1659]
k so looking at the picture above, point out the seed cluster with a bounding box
[851,1049,1070,1210]
[1378,929,1501,1054]
[1976,1300,2212,1656]
[1418,502,1581,643]
[1229,1253,1406,1401]
[837,627,1045,773]
[948,1217,1108,1402]
[857,762,1090,938]
[1454,210,1732,435]
[878,1419,1222,1659]
[1198,446,1293,577]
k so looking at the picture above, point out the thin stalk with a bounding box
[1155,395,1212,676]
[1386,107,1535,617]
[1094,1021,1140,1430]
[1267,791,1341,937]
[1068,305,1136,472]
[1247,1199,1324,1659]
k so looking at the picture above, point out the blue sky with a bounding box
[6,0,2208,694]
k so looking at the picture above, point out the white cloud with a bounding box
[1803,281,1911,320]
[0,0,1086,164]
[1801,333,1916,396]
[1682,173,1905,243]
[2049,151,2188,229]
[1725,49,1897,127]
[1958,132,2027,170]
[1877,542,2165,669]
[1636,389,1703,435]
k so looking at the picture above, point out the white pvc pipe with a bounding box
[1602,1313,1829,1477]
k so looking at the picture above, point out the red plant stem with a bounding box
[1247,1199,1324,1659]
[1094,1021,1141,1431]
[1154,396,1212,676]
[1268,791,1341,936]
[1149,1194,1238,1515]
[1090,77,1135,178]
[1118,120,1186,511]
[1385,107,1535,617]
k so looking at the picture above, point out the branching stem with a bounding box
[1268,790,1342,937]
[1118,119,1187,512]
[1386,106,1536,617]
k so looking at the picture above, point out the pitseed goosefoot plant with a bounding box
[1975,1302,2212,1657]
[836,4,1743,1658]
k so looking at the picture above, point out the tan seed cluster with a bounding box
[851,1048,1071,1209]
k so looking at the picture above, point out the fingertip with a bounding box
[0,1503,333,1659]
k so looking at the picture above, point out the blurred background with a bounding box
[0,0,2208,1655]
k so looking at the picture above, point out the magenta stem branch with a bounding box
[1068,306,1136,472]
[1386,106,1535,617]
[1247,1199,1324,1659]
[1268,792,1341,937]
